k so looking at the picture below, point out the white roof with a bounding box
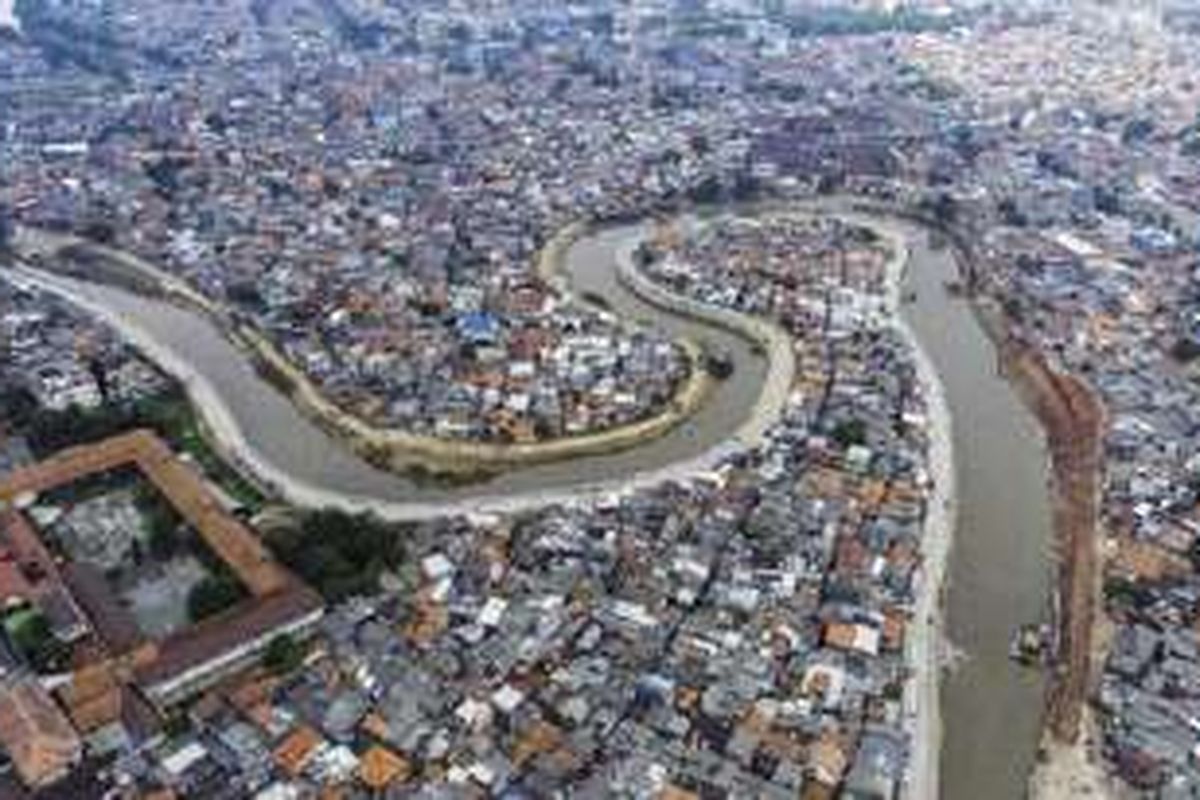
[478,597,508,627]
[254,783,301,800]
[312,745,358,781]
[491,685,525,713]
[421,553,455,580]
[161,741,208,776]
[456,697,493,728]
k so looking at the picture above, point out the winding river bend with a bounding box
[8,225,769,513]
[5,207,1054,799]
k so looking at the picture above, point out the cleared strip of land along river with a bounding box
[4,203,1058,800]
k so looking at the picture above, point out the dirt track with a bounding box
[1004,345,1104,744]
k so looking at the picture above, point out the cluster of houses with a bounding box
[0,0,924,443]
[0,279,166,414]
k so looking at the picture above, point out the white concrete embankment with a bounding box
[872,219,955,800]
[2,249,780,521]
[613,239,797,452]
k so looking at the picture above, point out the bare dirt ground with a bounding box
[1005,344,1119,800]
[1005,346,1103,743]
[1030,704,1131,800]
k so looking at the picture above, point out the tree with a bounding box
[924,192,958,227]
[134,482,182,558]
[0,387,38,430]
[263,634,305,675]
[188,572,244,621]
[997,198,1027,228]
[832,418,867,449]
[81,218,116,245]
[687,176,722,205]
[266,509,408,601]
[5,608,67,673]
[1121,117,1155,146]
[1171,337,1200,363]
[817,172,844,196]
[949,124,981,165]
[1094,185,1122,216]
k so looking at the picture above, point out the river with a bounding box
[7,208,1054,798]
[8,225,768,511]
[895,219,1053,800]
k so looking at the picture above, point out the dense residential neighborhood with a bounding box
[2,0,1200,798]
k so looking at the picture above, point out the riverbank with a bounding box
[922,210,1106,770]
[1001,344,1103,745]
[11,209,977,800]
[237,321,714,474]
[3,217,785,520]
[13,224,716,476]
[999,341,1108,800]
[3,262,741,520]
[931,236,1107,795]
[612,236,796,451]
[9,204,1069,798]
[736,208,955,800]
[847,205,1106,796]
[866,218,955,800]
[628,208,954,800]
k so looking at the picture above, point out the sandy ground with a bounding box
[1029,546,1118,800]
[1030,707,1122,800]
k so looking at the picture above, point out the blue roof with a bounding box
[456,311,501,341]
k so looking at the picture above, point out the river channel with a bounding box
[895,218,1053,800]
[10,225,767,510]
[7,207,1055,798]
